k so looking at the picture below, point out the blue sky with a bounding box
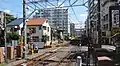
[0,0,88,28]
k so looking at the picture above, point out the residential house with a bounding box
[7,18,23,36]
[27,18,51,48]
[7,18,23,46]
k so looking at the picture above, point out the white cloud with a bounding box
[80,13,88,22]
[80,13,88,17]
[4,10,12,14]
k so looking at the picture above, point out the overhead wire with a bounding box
[47,1,56,7]
[70,0,79,6]
[27,0,41,9]
[69,0,80,22]
[58,0,66,7]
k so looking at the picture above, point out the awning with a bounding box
[97,56,112,61]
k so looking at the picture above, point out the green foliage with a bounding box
[6,16,16,24]
[111,28,120,36]
[7,32,20,41]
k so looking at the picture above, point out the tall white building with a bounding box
[33,8,68,35]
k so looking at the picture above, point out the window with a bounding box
[47,36,49,41]
[43,26,46,30]
[39,25,42,30]
[29,27,36,33]
[102,32,106,36]
[48,27,49,32]
[46,20,48,23]
[32,36,39,42]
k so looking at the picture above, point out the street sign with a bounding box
[109,6,120,30]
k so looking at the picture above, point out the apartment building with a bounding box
[33,8,68,36]
[88,0,119,44]
[88,0,98,44]
[100,0,118,44]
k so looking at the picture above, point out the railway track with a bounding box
[27,51,56,66]
[16,46,77,66]
[54,52,71,66]
[33,51,72,66]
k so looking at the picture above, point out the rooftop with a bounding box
[27,18,47,26]
[7,18,23,26]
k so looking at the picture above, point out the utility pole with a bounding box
[23,0,27,58]
[4,12,7,63]
[97,0,101,48]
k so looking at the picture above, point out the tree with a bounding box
[111,28,120,36]
[6,15,16,24]
[6,32,20,43]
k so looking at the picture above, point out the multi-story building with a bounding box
[85,18,89,37]
[70,23,75,37]
[88,0,119,44]
[88,0,98,44]
[33,8,68,36]
[75,28,85,38]
[0,11,14,47]
[100,0,118,44]
[0,11,13,29]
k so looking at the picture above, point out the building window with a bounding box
[43,26,46,30]
[29,27,36,33]
[39,25,42,30]
[46,20,48,23]
[102,32,106,36]
[32,36,39,42]
[47,36,49,41]
[48,27,49,32]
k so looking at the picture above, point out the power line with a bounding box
[58,0,66,7]
[36,2,46,8]
[70,0,79,6]
[47,1,56,7]
[69,0,80,22]
[27,0,41,9]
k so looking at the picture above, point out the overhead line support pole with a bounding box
[97,0,101,47]
[4,12,7,63]
[23,0,27,59]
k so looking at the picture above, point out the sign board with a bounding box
[109,6,120,30]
